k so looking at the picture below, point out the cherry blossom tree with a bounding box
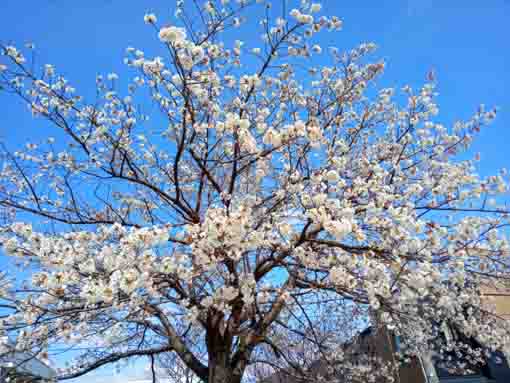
[1,1,510,382]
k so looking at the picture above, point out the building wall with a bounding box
[367,326,427,383]
[481,285,510,320]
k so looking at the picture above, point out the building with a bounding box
[0,344,56,383]
[259,324,510,383]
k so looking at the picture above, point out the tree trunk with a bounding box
[206,315,246,383]
[208,352,242,383]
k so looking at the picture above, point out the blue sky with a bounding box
[1,0,509,174]
[1,0,509,381]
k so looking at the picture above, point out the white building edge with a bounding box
[0,344,56,382]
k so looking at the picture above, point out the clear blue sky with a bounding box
[1,0,509,175]
[1,0,509,381]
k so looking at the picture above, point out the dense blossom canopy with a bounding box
[0,1,509,382]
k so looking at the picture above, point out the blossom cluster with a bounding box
[0,1,509,381]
